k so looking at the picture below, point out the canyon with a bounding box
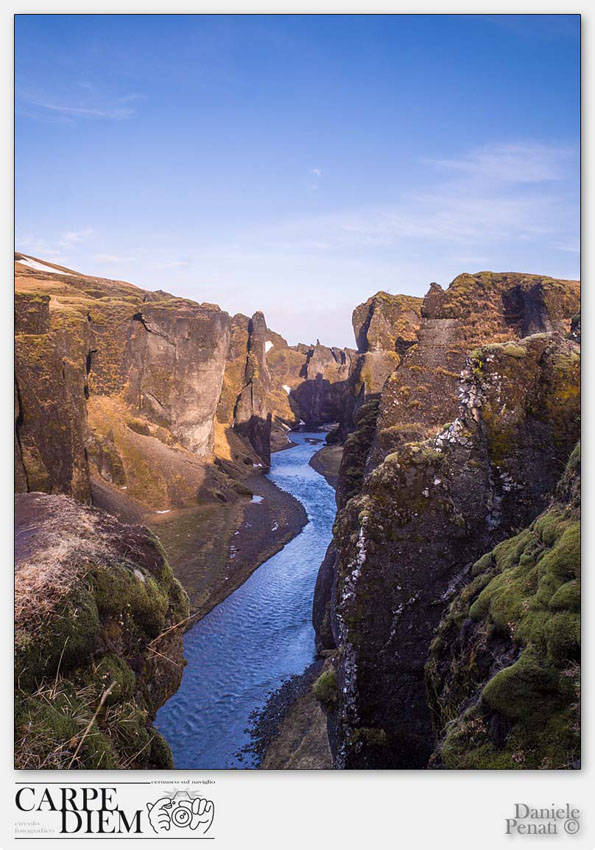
[14,254,580,770]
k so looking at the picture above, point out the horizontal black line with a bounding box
[15,782,152,785]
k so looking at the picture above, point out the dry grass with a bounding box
[15,499,114,636]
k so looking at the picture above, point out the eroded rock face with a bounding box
[330,333,579,768]
[15,293,91,502]
[426,445,580,769]
[292,343,356,427]
[14,258,266,509]
[233,312,273,466]
[14,493,189,769]
[264,332,358,431]
[313,271,580,770]
[353,291,422,355]
[338,292,422,442]
[371,273,580,466]
[124,303,231,456]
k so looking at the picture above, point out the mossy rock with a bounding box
[94,655,136,705]
[427,445,580,769]
[313,669,338,710]
[15,587,100,690]
[14,496,188,770]
[482,649,563,719]
[93,563,170,641]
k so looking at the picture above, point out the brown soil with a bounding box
[92,467,307,623]
[308,444,343,489]
[261,686,333,769]
[241,660,333,770]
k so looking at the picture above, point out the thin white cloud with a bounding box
[553,239,580,254]
[36,102,134,119]
[17,89,143,121]
[430,142,573,184]
[16,235,67,260]
[60,228,94,246]
[309,167,323,191]
[253,141,577,253]
[93,254,136,264]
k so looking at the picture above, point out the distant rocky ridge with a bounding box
[312,271,580,769]
[14,253,355,513]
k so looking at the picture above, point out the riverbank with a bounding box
[308,443,343,489]
[152,473,307,621]
[243,659,333,769]
[92,461,307,624]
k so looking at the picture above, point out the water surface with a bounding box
[155,431,336,768]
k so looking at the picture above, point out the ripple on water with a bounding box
[155,432,336,769]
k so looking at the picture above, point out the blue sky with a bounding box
[15,14,580,347]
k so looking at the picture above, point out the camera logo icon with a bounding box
[147,792,214,835]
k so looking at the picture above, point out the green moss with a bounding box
[149,730,174,769]
[349,727,388,747]
[485,342,528,358]
[93,564,169,640]
[94,655,136,705]
[339,399,380,507]
[549,579,580,612]
[126,418,152,436]
[313,669,338,710]
[16,587,100,689]
[427,445,580,769]
[15,683,118,770]
[482,649,562,719]
[419,447,444,465]
[534,508,568,547]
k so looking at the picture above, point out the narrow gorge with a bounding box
[14,254,580,770]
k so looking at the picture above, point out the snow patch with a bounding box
[18,257,73,276]
[156,509,170,514]
[265,340,273,353]
[283,384,291,394]
[251,495,264,504]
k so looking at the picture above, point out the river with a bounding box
[155,431,336,769]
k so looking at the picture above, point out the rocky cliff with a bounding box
[15,291,92,502]
[15,493,189,769]
[15,256,242,512]
[231,311,273,466]
[15,254,355,510]
[426,444,580,769]
[351,291,422,395]
[313,271,580,769]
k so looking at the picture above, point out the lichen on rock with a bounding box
[313,271,580,770]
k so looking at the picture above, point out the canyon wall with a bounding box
[14,254,354,513]
[14,255,580,771]
[313,272,580,769]
[426,444,580,769]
